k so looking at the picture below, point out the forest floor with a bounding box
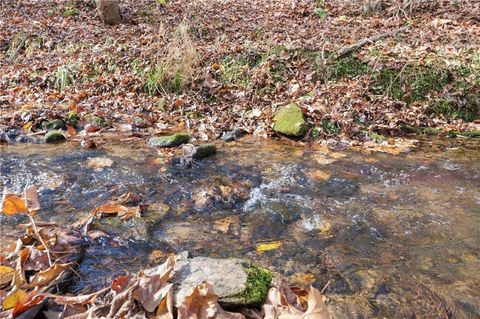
[1,0,480,146]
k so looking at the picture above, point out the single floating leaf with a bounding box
[256,241,282,253]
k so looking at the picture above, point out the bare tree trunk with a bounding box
[96,0,121,25]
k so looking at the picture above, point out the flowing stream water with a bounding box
[1,137,479,318]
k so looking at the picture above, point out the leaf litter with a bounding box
[1,186,331,317]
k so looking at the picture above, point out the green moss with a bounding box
[371,66,452,103]
[45,130,66,143]
[192,144,217,159]
[368,131,385,142]
[219,56,252,89]
[402,124,439,135]
[148,133,190,147]
[273,104,307,137]
[330,56,372,80]
[427,94,480,122]
[448,130,480,138]
[322,119,341,136]
[62,8,79,17]
[86,115,107,127]
[241,266,273,305]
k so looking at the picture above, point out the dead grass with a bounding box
[145,21,201,95]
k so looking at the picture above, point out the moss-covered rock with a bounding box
[273,104,307,137]
[148,133,190,147]
[42,119,66,131]
[173,257,273,307]
[192,144,217,159]
[45,130,66,143]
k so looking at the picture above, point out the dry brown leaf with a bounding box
[23,263,71,289]
[44,286,110,306]
[306,170,331,181]
[156,288,174,319]
[66,124,77,137]
[91,203,128,216]
[24,185,40,212]
[263,283,330,319]
[0,265,14,285]
[13,247,31,287]
[134,255,175,312]
[87,157,113,171]
[177,282,245,319]
[1,193,29,216]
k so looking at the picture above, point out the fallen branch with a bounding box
[336,25,410,58]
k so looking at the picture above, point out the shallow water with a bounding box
[1,137,479,318]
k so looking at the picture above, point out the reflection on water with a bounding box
[1,137,479,318]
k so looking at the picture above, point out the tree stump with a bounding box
[96,0,121,25]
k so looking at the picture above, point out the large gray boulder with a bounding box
[172,256,273,307]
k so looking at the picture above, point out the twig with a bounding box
[28,214,53,267]
[336,25,410,59]
[321,280,331,294]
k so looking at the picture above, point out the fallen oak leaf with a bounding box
[12,247,31,287]
[0,265,14,285]
[133,255,175,312]
[177,282,245,319]
[23,262,71,289]
[43,286,110,306]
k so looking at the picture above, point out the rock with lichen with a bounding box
[148,133,190,148]
[172,256,273,307]
[273,103,307,137]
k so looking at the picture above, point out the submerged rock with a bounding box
[42,119,66,131]
[148,133,190,148]
[273,103,307,137]
[45,130,66,143]
[183,143,217,159]
[221,128,246,142]
[173,256,273,307]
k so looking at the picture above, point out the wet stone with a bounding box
[42,119,66,131]
[45,130,66,143]
[148,133,190,148]
[173,256,272,307]
[222,128,246,142]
